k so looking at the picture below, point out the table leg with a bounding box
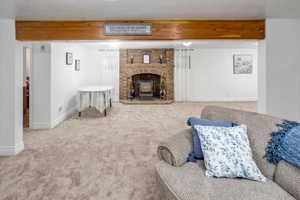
[109,90,112,108]
[79,93,82,117]
[103,92,107,116]
[89,92,92,108]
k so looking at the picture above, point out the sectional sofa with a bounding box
[156,106,300,200]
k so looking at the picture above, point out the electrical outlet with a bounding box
[58,106,63,112]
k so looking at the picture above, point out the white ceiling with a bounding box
[1,0,300,20]
[52,40,258,49]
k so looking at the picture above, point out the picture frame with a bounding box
[66,52,73,65]
[75,59,80,71]
[233,55,253,74]
[143,54,150,64]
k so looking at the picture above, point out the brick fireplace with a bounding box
[119,48,174,104]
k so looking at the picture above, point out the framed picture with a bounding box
[75,59,80,71]
[143,54,150,64]
[66,52,73,65]
[233,55,253,74]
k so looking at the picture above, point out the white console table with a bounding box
[78,86,113,117]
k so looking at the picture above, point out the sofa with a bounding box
[156,106,300,200]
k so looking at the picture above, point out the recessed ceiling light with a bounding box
[183,42,192,47]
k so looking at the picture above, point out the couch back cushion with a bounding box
[275,160,300,199]
[201,106,282,180]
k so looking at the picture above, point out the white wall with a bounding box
[86,49,120,101]
[50,43,92,127]
[31,43,52,129]
[0,19,24,155]
[31,43,258,128]
[257,40,267,114]
[263,18,300,121]
[29,42,120,129]
[179,48,258,102]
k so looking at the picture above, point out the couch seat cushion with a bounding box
[156,161,295,200]
[275,161,300,200]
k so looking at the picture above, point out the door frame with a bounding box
[22,45,33,129]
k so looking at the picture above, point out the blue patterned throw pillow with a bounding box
[195,124,266,182]
[186,117,235,162]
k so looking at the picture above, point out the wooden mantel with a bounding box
[16,20,265,41]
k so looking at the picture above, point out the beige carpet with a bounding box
[0,102,256,200]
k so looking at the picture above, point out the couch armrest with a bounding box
[157,128,193,167]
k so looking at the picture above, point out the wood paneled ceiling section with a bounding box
[16,20,265,41]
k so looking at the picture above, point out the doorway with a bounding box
[23,47,31,128]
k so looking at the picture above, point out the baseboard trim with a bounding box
[51,106,77,128]
[31,122,51,129]
[0,141,24,156]
[176,98,257,102]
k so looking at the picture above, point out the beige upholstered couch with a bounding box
[156,106,300,200]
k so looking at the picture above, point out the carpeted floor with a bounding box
[0,102,256,200]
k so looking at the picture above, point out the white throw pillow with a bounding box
[194,124,266,182]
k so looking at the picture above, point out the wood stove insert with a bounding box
[132,73,161,99]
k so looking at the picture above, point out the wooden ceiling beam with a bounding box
[16,20,265,41]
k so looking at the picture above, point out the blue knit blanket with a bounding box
[265,120,300,168]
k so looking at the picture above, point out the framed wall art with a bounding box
[233,55,253,74]
[66,52,73,65]
[143,54,150,64]
[75,59,80,71]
